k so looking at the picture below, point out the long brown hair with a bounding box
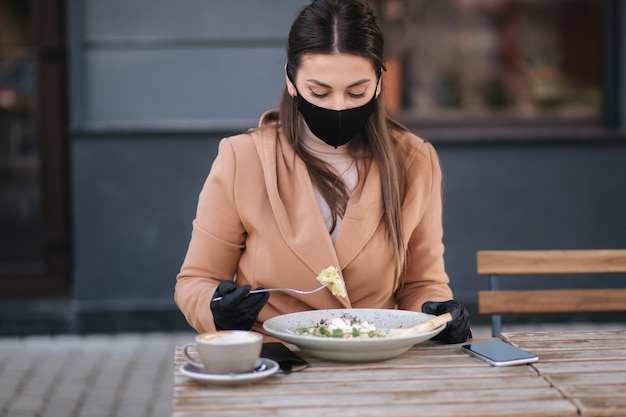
[279,0,411,279]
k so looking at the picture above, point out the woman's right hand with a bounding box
[210,280,270,330]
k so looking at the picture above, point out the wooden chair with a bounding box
[476,249,626,336]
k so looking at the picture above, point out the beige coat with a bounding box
[175,116,453,335]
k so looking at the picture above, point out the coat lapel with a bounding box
[253,126,350,308]
[334,159,384,268]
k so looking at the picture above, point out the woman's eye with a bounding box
[308,89,368,99]
[310,90,329,98]
[348,91,367,99]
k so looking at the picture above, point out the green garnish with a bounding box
[331,329,344,338]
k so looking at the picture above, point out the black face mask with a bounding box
[293,81,379,148]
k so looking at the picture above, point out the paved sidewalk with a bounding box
[0,332,195,417]
[1,322,624,417]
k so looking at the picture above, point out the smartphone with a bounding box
[461,340,538,367]
[261,342,309,373]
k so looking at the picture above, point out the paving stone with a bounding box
[0,333,192,417]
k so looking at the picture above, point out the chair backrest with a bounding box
[476,249,626,336]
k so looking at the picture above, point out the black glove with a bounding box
[210,280,270,331]
[422,299,471,344]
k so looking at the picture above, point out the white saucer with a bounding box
[180,358,280,386]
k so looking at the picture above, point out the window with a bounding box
[368,0,604,128]
[0,0,70,295]
[0,1,40,268]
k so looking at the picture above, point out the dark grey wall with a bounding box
[65,0,626,331]
[67,0,301,129]
[71,135,219,302]
[437,140,626,300]
[67,0,307,319]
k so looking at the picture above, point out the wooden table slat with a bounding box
[546,372,626,386]
[504,339,626,352]
[511,349,626,363]
[174,386,567,409]
[534,360,626,375]
[557,383,626,397]
[173,375,552,398]
[173,399,578,417]
[501,330,626,342]
[575,398,626,417]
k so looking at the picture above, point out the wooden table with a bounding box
[172,330,626,417]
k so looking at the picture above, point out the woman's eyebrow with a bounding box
[306,78,371,88]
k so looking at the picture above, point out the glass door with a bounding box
[0,0,69,296]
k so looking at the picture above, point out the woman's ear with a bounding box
[285,65,297,97]
[285,76,297,98]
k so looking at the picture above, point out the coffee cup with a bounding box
[182,330,263,374]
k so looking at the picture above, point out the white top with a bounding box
[300,124,358,243]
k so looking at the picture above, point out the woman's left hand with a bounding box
[421,299,471,343]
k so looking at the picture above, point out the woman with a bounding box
[175,0,470,343]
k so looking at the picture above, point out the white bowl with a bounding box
[263,308,446,362]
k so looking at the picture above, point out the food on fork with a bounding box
[316,266,347,297]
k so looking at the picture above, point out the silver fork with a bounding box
[212,285,326,302]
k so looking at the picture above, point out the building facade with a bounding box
[1,0,625,334]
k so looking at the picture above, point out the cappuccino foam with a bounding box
[198,331,259,345]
